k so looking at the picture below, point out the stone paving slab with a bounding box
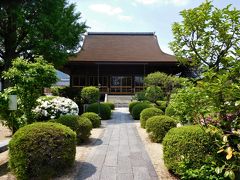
[75,108,158,180]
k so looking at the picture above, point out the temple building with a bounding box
[62,32,187,95]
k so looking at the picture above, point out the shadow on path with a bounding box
[74,162,97,180]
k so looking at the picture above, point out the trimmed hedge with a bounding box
[103,102,115,110]
[146,115,176,143]
[131,102,152,120]
[55,115,79,132]
[81,112,101,128]
[77,117,93,143]
[9,122,76,180]
[86,103,111,120]
[140,107,164,128]
[129,101,140,113]
[81,86,99,104]
[163,125,214,175]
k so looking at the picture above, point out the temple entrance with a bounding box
[110,76,132,94]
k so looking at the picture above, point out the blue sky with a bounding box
[68,0,240,55]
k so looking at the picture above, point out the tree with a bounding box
[144,72,188,104]
[3,56,57,124]
[170,1,240,72]
[0,0,87,87]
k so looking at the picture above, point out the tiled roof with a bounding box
[69,32,177,63]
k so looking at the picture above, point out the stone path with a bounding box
[75,108,158,180]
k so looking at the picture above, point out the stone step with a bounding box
[0,139,10,153]
[107,95,133,107]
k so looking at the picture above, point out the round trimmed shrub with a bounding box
[140,107,164,128]
[146,115,176,143]
[81,86,99,104]
[81,112,101,128]
[86,103,111,120]
[9,122,76,180]
[145,86,164,103]
[131,102,152,120]
[163,125,214,175]
[77,117,92,143]
[103,102,115,110]
[129,101,139,113]
[55,115,80,132]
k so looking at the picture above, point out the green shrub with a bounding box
[77,117,92,143]
[131,102,152,120]
[165,104,176,117]
[9,122,76,180]
[129,101,139,113]
[145,86,164,103]
[103,102,115,110]
[162,125,215,175]
[81,86,99,104]
[140,107,164,128]
[81,112,101,128]
[86,103,111,120]
[55,115,79,132]
[156,100,167,111]
[132,90,147,101]
[146,115,176,143]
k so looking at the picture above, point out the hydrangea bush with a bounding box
[33,96,79,120]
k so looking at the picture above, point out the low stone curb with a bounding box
[0,139,10,153]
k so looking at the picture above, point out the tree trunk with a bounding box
[1,3,18,89]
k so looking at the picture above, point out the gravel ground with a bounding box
[135,122,178,180]
[0,124,12,141]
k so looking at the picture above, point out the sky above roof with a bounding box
[68,0,240,55]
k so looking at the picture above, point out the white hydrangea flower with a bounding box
[33,96,79,119]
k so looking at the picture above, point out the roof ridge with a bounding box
[87,32,155,36]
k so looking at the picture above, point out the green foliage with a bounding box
[132,90,147,101]
[163,125,215,176]
[131,102,152,120]
[55,115,93,143]
[167,2,240,178]
[170,1,240,72]
[207,126,240,180]
[3,57,57,124]
[146,115,176,143]
[51,86,81,100]
[77,117,92,143]
[86,103,111,120]
[140,107,164,128]
[156,100,167,111]
[144,72,188,103]
[81,86,100,104]
[102,102,115,110]
[0,0,87,72]
[0,87,24,133]
[145,86,164,103]
[81,112,101,128]
[55,115,79,132]
[129,101,140,113]
[165,104,177,117]
[50,86,65,96]
[178,157,225,180]
[8,122,76,180]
